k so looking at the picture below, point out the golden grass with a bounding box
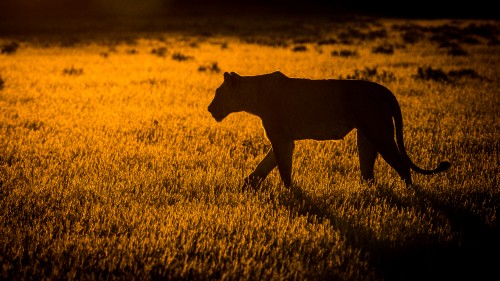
[0,18,499,280]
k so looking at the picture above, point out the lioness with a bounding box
[208,71,451,188]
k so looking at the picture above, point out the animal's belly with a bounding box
[291,122,353,141]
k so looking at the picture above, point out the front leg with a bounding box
[243,148,277,189]
[269,138,295,188]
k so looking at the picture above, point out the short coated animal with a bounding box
[208,71,451,188]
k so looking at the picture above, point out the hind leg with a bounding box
[378,142,412,185]
[362,127,412,185]
[357,130,378,183]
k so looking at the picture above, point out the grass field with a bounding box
[1,16,499,280]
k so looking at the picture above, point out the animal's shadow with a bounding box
[272,182,500,281]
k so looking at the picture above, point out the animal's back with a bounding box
[265,77,394,140]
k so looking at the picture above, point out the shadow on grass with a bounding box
[277,183,500,281]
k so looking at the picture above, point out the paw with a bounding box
[242,175,264,191]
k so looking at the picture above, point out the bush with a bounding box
[331,49,358,58]
[198,62,221,74]
[172,52,192,61]
[414,67,481,83]
[342,67,396,83]
[152,47,167,57]
[63,66,84,76]
[1,41,19,54]
[292,45,307,52]
[413,67,448,82]
[448,46,468,56]
[401,30,425,44]
[317,38,337,45]
[372,44,394,55]
[448,68,480,79]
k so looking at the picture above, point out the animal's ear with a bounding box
[223,72,239,87]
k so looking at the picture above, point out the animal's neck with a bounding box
[242,99,262,118]
[242,88,264,118]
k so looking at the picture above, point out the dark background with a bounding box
[0,0,497,19]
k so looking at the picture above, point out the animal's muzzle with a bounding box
[208,103,225,122]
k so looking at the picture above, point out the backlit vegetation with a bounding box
[0,17,499,280]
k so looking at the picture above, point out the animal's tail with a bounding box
[391,96,451,175]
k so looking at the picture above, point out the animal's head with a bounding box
[208,72,243,122]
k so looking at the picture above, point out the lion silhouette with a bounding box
[208,71,451,188]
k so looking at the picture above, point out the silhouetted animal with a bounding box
[208,71,451,188]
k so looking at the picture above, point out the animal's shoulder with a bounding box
[258,71,288,80]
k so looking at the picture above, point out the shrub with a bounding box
[152,47,167,57]
[448,46,468,56]
[209,62,221,73]
[413,67,449,82]
[464,23,498,40]
[343,67,396,83]
[331,49,358,58]
[414,67,481,82]
[1,41,19,54]
[243,37,289,48]
[317,38,337,45]
[372,44,394,55]
[198,62,221,74]
[448,68,480,79]
[172,52,192,61]
[63,66,84,76]
[401,30,425,44]
[292,45,307,52]
[60,37,80,48]
[293,37,315,44]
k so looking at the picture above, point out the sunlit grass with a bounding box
[0,18,499,280]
